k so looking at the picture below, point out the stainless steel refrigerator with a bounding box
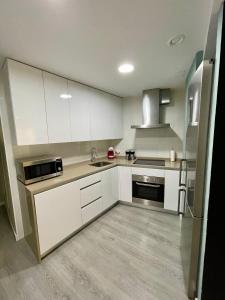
[179,60,213,299]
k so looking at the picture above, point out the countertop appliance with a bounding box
[16,156,63,185]
[125,149,136,160]
[132,174,164,208]
[179,59,213,299]
[107,147,115,159]
[133,158,165,166]
[131,89,171,129]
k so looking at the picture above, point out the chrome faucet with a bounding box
[90,147,97,162]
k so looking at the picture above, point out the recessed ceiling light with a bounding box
[60,94,72,99]
[167,34,185,47]
[118,63,134,74]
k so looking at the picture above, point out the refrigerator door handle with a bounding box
[178,188,186,215]
[179,159,187,187]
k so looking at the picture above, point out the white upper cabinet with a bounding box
[90,90,111,140]
[109,95,123,139]
[6,59,48,145]
[43,72,71,143]
[5,60,123,145]
[90,91,123,140]
[68,81,91,141]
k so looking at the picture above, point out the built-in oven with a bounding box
[132,174,165,207]
[16,156,63,185]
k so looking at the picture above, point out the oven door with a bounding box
[132,176,164,207]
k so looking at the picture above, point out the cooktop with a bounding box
[133,159,165,166]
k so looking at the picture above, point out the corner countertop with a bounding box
[24,157,180,195]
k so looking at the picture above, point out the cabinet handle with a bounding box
[178,188,186,215]
[80,180,101,190]
[136,182,160,188]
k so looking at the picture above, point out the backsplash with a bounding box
[13,140,120,166]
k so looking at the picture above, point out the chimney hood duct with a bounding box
[131,88,171,129]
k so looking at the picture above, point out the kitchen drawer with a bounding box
[79,172,102,189]
[132,167,165,177]
[81,197,102,224]
[80,181,102,207]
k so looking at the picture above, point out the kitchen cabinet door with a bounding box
[43,72,71,143]
[68,81,91,141]
[118,166,132,202]
[164,170,180,211]
[102,168,114,210]
[81,197,102,224]
[112,166,119,202]
[90,90,111,140]
[6,59,48,145]
[34,181,82,255]
[90,91,123,140]
[109,95,123,139]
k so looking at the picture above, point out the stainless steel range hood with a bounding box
[131,89,171,129]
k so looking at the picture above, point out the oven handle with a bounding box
[136,182,161,188]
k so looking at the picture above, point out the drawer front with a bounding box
[81,197,102,224]
[79,172,102,189]
[132,167,165,177]
[80,181,102,207]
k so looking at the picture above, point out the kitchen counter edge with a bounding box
[23,157,180,195]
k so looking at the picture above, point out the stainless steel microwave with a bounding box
[16,156,63,185]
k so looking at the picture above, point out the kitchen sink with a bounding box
[89,161,112,167]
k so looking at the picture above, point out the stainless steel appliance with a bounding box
[131,89,171,129]
[132,174,164,207]
[179,60,213,299]
[16,156,63,185]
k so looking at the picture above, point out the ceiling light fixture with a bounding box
[167,34,185,47]
[118,63,134,74]
[60,94,72,99]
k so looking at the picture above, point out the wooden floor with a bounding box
[0,204,188,300]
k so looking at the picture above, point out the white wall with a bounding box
[117,88,185,158]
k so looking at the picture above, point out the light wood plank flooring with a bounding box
[0,204,188,300]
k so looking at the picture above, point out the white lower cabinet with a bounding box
[80,168,119,224]
[32,166,180,260]
[81,197,103,224]
[118,166,132,202]
[80,181,102,207]
[34,181,82,255]
[102,167,118,211]
[164,170,180,211]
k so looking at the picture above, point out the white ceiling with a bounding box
[0,0,212,97]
